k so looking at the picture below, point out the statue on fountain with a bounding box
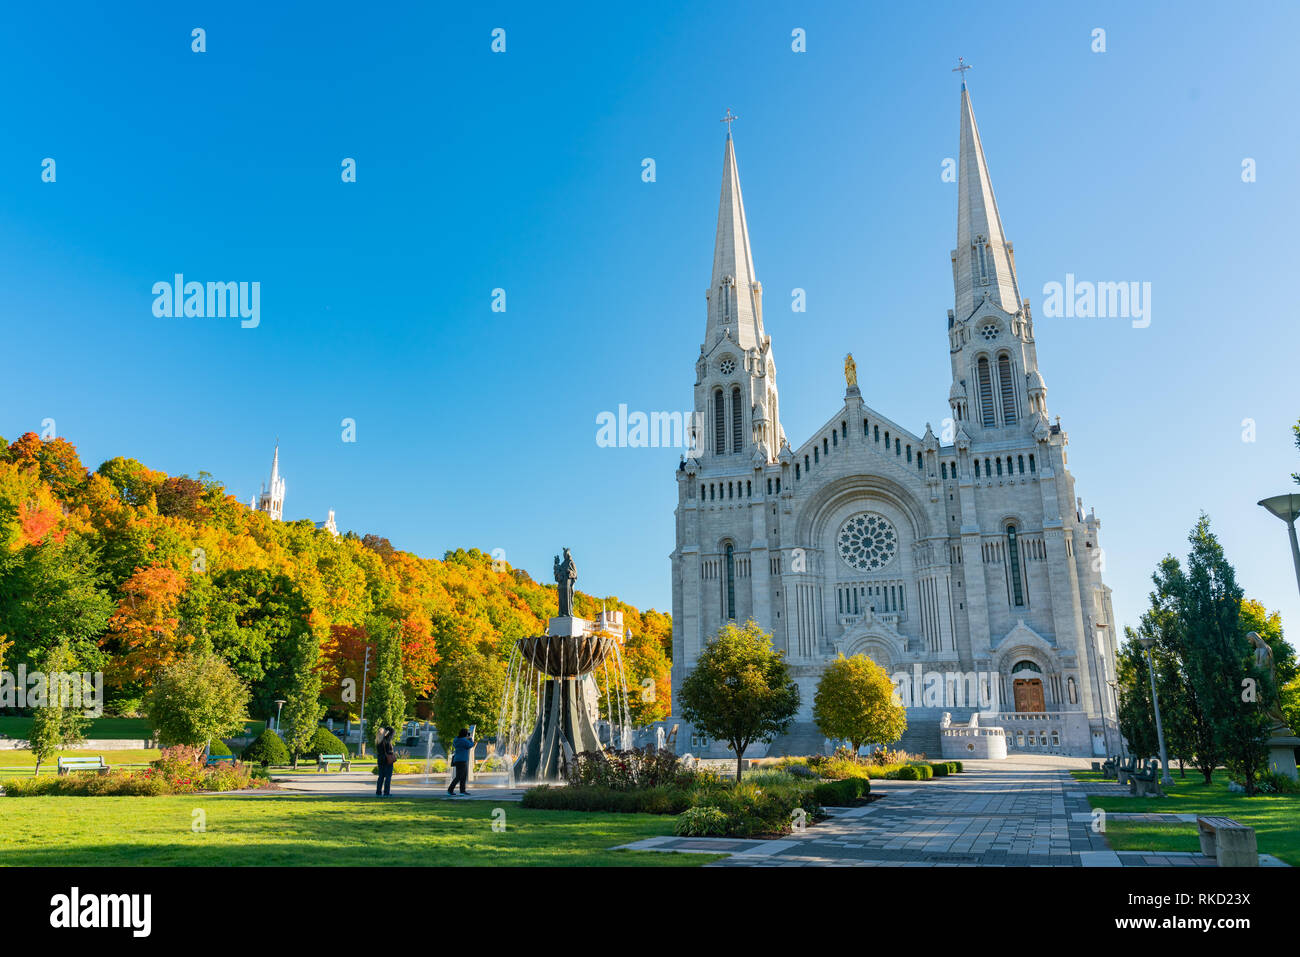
[554,547,577,618]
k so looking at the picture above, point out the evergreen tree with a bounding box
[280,622,325,768]
[431,651,502,755]
[1116,629,1157,759]
[1179,515,1271,793]
[364,615,407,749]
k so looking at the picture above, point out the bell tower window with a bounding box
[713,388,726,454]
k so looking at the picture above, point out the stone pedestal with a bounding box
[1266,733,1300,781]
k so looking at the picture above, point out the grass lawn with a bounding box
[0,795,720,866]
[0,716,266,740]
[1074,769,1300,866]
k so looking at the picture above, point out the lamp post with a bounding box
[274,699,286,733]
[1258,493,1300,598]
[1107,679,1125,759]
[1136,636,1174,784]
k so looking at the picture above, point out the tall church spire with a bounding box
[952,81,1021,320]
[707,125,763,351]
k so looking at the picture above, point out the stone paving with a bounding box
[613,756,1289,867]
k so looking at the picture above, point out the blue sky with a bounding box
[1,2,1297,646]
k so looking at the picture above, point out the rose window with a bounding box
[980,322,998,341]
[836,512,898,570]
[719,357,736,375]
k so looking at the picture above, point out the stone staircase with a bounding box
[897,708,978,759]
[764,722,829,757]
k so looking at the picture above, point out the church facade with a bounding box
[669,84,1121,758]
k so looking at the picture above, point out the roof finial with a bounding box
[952,56,972,87]
[720,108,739,136]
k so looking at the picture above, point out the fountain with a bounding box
[496,548,633,783]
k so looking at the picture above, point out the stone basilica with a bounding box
[669,83,1120,758]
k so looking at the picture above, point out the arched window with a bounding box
[832,431,838,448]
[814,447,819,463]
[895,438,901,456]
[906,444,912,463]
[996,458,1002,476]
[1028,453,1036,473]
[804,455,810,472]
[997,353,1018,424]
[725,543,736,621]
[874,425,880,442]
[731,387,743,453]
[974,459,981,478]
[1006,524,1024,607]
[976,356,996,427]
[713,388,725,454]
[823,437,829,455]
[795,463,800,480]
[1018,455,1025,474]
[767,478,772,494]
[942,462,948,480]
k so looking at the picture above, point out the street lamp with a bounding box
[273,699,286,733]
[1136,635,1174,785]
[1258,493,1300,598]
[1107,679,1125,759]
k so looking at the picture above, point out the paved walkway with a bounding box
[614,757,1289,867]
[227,772,526,801]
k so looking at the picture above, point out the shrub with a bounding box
[567,747,696,791]
[674,806,729,837]
[913,763,934,780]
[692,779,819,837]
[302,727,349,760]
[241,728,290,766]
[784,763,816,779]
[371,760,426,775]
[207,738,232,757]
[1251,771,1300,794]
[930,762,949,776]
[813,778,869,806]
[953,761,964,772]
[895,765,921,780]
[520,785,692,815]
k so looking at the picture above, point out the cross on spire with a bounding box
[952,57,972,85]
[720,108,739,135]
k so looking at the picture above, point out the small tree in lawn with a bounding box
[431,651,503,756]
[812,654,906,758]
[144,650,249,751]
[27,639,89,774]
[364,615,408,750]
[677,620,800,781]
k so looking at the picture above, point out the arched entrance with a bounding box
[1011,660,1045,712]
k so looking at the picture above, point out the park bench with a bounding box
[57,756,109,776]
[316,753,352,772]
[205,755,237,767]
[1116,756,1137,786]
[1128,759,1164,798]
[1197,816,1257,867]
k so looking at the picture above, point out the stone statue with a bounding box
[844,353,858,389]
[553,547,577,618]
[1247,631,1291,730]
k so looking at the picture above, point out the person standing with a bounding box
[447,727,475,796]
[375,726,396,797]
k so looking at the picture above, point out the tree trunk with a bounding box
[734,744,745,782]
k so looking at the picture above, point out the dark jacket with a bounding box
[451,736,475,763]
[377,735,396,768]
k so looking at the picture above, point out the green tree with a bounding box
[431,651,503,755]
[677,620,801,781]
[280,622,326,768]
[144,651,249,749]
[1179,516,1271,793]
[27,640,90,774]
[812,654,906,757]
[364,615,408,749]
[0,535,113,669]
[1116,629,1158,759]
